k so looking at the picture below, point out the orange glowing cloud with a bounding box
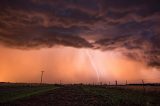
[0,45,160,84]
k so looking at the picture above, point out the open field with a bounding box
[0,83,160,106]
[0,83,58,103]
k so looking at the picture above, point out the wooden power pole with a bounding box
[41,71,44,84]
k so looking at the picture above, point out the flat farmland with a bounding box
[0,83,160,106]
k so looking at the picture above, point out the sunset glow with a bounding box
[0,45,159,84]
[0,0,160,84]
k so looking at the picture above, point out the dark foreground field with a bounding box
[0,83,160,106]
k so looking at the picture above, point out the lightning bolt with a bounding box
[85,49,100,82]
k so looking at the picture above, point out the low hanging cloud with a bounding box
[95,35,160,68]
[0,0,160,68]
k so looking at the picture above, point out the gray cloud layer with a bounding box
[0,0,160,67]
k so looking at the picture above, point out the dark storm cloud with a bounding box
[0,25,93,49]
[0,0,94,48]
[95,34,160,67]
[0,0,160,67]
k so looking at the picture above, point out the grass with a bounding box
[0,83,159,106]
[0,83,58,103]
[82,85,160,106]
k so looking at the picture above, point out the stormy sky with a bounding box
[0,0,160,83]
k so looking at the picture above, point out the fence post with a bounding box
[115,80,117,86]
[100,82,102,85]
[126,80,128,85]
[60,80,62,85]
[142,80,145,93]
